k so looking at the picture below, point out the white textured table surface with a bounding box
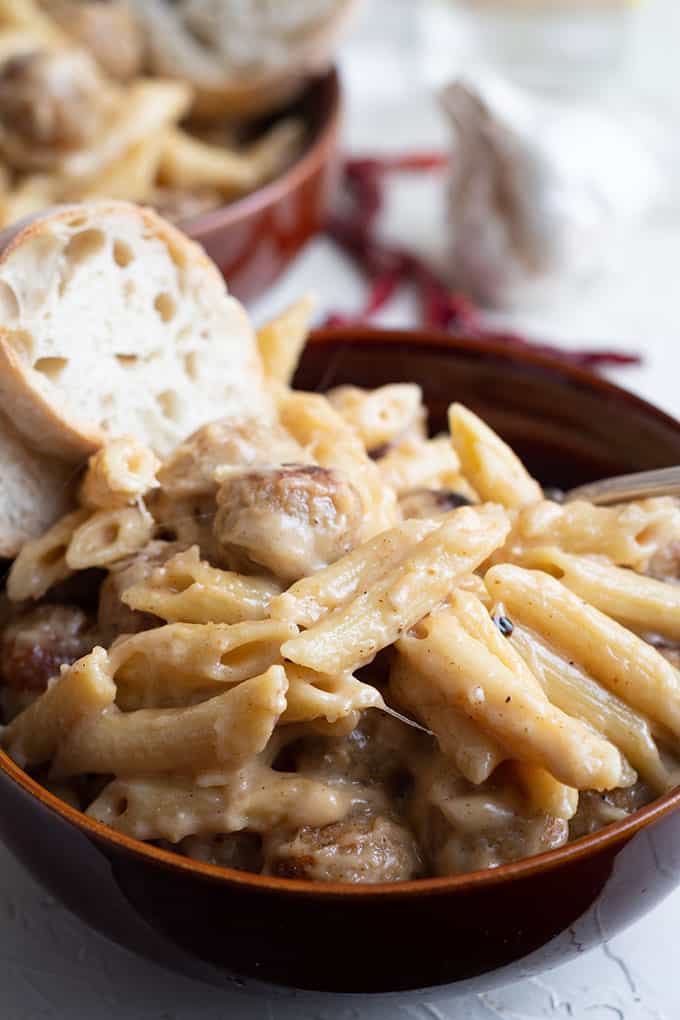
[3,2,680,1017]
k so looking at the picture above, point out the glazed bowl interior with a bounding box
[183,68,340,302]
[2,327,680,994]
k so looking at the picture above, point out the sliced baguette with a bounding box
[0,201,271,459]
[0,409,75,558]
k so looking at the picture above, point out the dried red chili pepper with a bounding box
[324,154,642,371]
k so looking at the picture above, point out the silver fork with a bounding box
[564,466,680,506]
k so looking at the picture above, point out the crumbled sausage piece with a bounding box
[97,540,182,644]
[399,488,472,520]
[214,465,363,583]
[263,812,424,883]
[569,783,653,839]
[0,49,111,170]
[0,604,99,693]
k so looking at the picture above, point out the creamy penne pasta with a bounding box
[397,598,627,791]
[281,504,511,674]
[50,665,288,780]
[390,651,506,785]
[110,619,298,710]
[283,663,384,725]
[3,365,680,886]
[377,435,473,496]
[66,504,155,570]
[449,403,542,508]
[270,519,439,627]
[327,384,425,452]
[486,565,680,741]
[7,508,89,602]
[256,296,315,387]
[87,763,354,844]
[122,546,281,624]
[504,498,680,570]
[514,545,680,642]
[507,620,671,793]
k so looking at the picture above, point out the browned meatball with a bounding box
[97,540,182,644]
[263,812,423,883]
[46,1,144,81]
[0,49,110,170]
[156,417,304,500]
[214,465,363,583]
[399,488,472,520]
[0,604,99,693]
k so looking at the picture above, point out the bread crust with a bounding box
[0,409,76,557]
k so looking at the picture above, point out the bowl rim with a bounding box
[179,66,341,239]
[2,325,680,899]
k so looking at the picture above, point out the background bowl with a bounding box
[1,327,680,997]
[183,68,340,303]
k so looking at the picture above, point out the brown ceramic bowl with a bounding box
[182,68,340,303]
[1,327,680,998]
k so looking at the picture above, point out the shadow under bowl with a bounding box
[1,327,680,998]
[183,68,341,304]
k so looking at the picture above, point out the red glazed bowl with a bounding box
[182,68,340,303]
[1,327,680,997]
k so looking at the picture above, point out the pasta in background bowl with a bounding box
[0,2,341,300]
[1,325,680,995]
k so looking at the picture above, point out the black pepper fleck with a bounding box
[494,615,514,637]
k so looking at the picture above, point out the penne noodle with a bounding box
[508,619,670,793]
[7,508,88,602]
[66,504,154,569]
[50,665,288,779]
[122,546,281,624]
[514,545,680,643]
[281,504,511,675]
[80,437,160,510]
[270,518,439,627]
[0,0,67,44]
[87,762,354,844]
[80,134,167,202]
[377,435,470,495]
[241,118,305,182]
[486,564,680,743]
[511,763,579,822]
[62,79,192,180]
[397,597,627,791]
[327,384,425,453]
[2,648,115,767]
[449,403,542,508]
[389,651,506,785]
[256,295,314,387]
[282,663,383,724]
[504,498,680,570]
[159,127,257,195]
[110,619,298,710]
